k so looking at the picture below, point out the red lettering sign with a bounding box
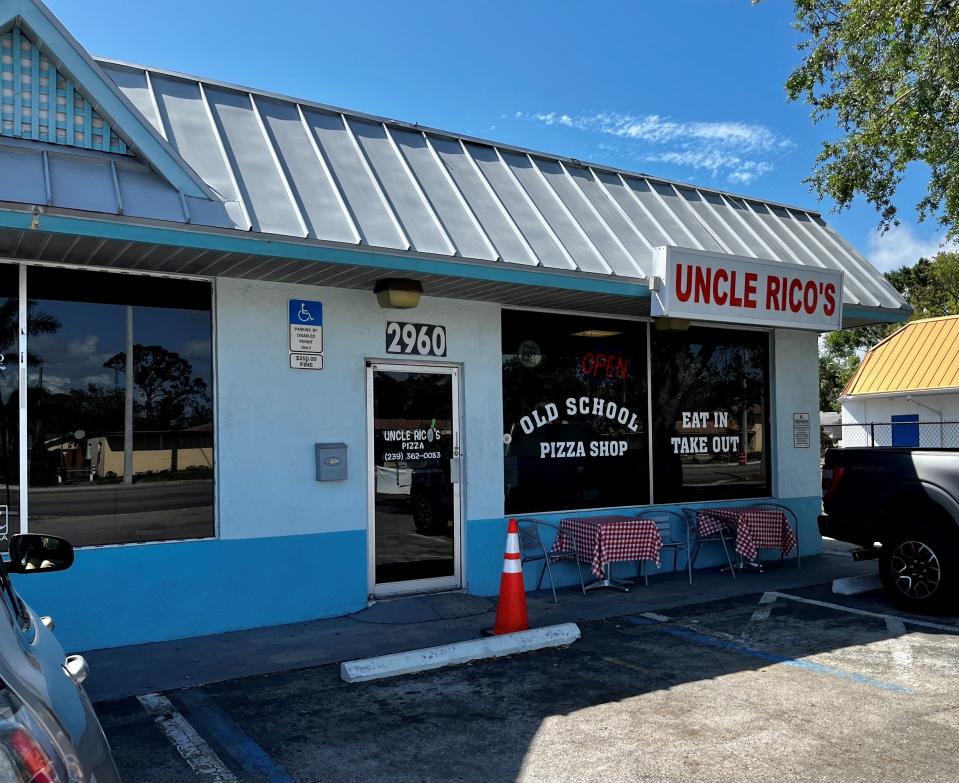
[581,352,630,380]
[656,247,843,331]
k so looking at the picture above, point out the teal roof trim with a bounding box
[842,306,911,325]
[0,0,215,199]
[0,207,651,298]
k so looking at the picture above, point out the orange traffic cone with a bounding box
[492,518,529,635]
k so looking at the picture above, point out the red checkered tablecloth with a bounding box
[550,515,662,578]
[696,507,797,561]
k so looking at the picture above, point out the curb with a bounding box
[340,622,581,683]
[832,574,882,595]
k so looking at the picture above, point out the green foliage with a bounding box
[819,344,861,412]
[887,252,959,317]
[783,0,959,237]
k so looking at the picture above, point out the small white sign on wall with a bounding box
[290,353,324,370]
[793,412,811,448]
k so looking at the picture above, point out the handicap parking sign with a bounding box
[289,299,323,354]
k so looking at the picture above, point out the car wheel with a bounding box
[412,496,435,533]
[879,523,957,613]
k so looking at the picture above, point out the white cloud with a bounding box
[865,224,959,273]
[67,334,101,357]
[517,110,791,185]
[182,339,211,359]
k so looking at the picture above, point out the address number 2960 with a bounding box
[385,322,447,357]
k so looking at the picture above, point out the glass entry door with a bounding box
[368,363,461,596]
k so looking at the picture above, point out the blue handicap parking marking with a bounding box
[659,624,913,694]
[176,689,295,783]
[289,299,322,326]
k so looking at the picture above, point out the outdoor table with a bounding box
[695,507,797,571]
[551,515,662,592]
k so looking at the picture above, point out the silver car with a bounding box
[0,534,121,782]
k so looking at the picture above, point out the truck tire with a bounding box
[412,495,446,533]
[879,521,958,613]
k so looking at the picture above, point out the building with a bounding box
[1,0,910,651]
[841,315,959,447]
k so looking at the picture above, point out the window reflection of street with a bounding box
[372,370,455,585]
[0,265,19,548]
[25,268,214,547]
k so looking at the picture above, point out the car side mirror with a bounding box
[6,534,74,574]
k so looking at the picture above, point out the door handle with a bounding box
[449,457,461,484]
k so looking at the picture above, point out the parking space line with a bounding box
[883,616,915,683]
[769,592,959,633]
[176,690,295,783]
[658,626,914,694]
[750,592,778,621]
[640,612,671,622]
[885,617,906,634]
[603,656,647,673]
[137,693,238,782]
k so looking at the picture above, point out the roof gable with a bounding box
[1,25,129,153]
[0,0,214,198]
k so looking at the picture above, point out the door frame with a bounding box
[366,360,463,599]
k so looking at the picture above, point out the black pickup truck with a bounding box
[820,447,959,611]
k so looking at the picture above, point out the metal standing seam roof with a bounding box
[842,316,959,397]
[0,0,911,319]
[65,57,902,315]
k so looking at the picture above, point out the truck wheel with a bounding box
[879,523,957,613]
[412,495,435,533]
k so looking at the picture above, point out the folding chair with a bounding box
[634,509,691,585]
[683,507,738,581]
[516,518,587,603]
[746,502,801,569]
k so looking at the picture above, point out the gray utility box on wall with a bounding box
[315,443,348,481]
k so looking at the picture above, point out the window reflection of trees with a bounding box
[651,328,770,503]
[29,331,212,487]
[104,345,211,430]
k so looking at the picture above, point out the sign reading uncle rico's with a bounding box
[650,246,843,332]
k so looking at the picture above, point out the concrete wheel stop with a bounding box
[340,623,581,683]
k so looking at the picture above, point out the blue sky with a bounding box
[49,0,953,272]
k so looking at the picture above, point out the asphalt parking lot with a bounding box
[97,585,959,783]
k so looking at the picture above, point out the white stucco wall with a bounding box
[772,328,821,499]
[214,281,822,540]
[842,393,959,446]
[214,277,505,540]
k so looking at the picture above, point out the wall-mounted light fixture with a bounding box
[374,278,423,309]
[653,317,690,331]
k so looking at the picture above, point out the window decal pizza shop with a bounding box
[502,310,650,514]
[517,397,642,458]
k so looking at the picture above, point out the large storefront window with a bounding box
[502,310,649,514]
[0,265,17,548]
[26,267,214,546]
[650,326,770,502]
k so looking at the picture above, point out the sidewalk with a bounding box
[82,543,875,703]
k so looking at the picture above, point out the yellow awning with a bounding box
[843,315,959,397]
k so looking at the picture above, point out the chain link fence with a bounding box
[821,420,959,449]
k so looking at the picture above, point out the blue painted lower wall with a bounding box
[466,496,822,597]
[12,530,368,652]
[12,496,821,652]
